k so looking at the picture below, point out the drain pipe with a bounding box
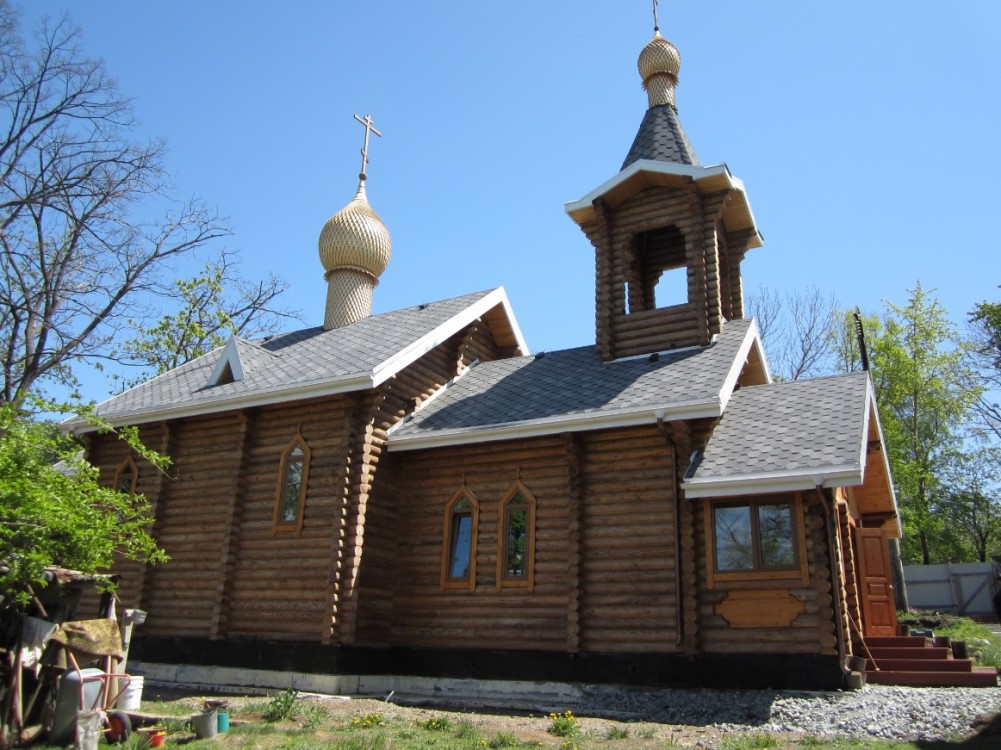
[657,416,684,647]
[815,486,850,683]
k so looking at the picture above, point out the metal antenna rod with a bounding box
[653,0,660,32]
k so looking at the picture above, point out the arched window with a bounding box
[273,432,311,533]
[114,456,138,495]
[440,486,479,591]
[497,481,536,591]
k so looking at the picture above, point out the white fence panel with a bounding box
[903,562,997,616]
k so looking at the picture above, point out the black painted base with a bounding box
[130,636,846,691]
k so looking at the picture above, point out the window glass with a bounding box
[758,502,795,567]
[274,434,310,532]
[117,468,135,495]
[713,498,798,574]
[448,512,473,579]
[280,458,304,522]
[505,507,528,578]
[714,505,754,571]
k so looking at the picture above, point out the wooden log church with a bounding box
[72,21,975,691]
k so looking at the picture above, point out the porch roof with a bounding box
[682,371,900,534]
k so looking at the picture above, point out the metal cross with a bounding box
[353,113,382,181]
[653,0,660,32]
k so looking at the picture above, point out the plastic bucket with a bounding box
[117,675,144,710]
[192,711,218,739]
[138,728,167,748]
[217,711,230,733]
[75,710,102,750]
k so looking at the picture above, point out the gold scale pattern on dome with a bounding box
[318,180,392,280]
[318,114,391,280]
[639,1,681,108]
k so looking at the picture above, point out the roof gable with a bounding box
[68,288,526,430]
[207,336,246,386]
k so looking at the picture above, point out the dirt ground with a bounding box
[146,690,804,749]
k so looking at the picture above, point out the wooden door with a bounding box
[855,527,898,637]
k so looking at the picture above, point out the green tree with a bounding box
[0,400,168,603]
[969,294,1001,440]
[939,449,1001,562]
[868,284,982,564]
[113,252,299,389]
[829,308,881,375]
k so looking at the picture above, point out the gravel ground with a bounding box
[576,683,1001,742]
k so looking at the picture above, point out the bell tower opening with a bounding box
[627,225,688,314]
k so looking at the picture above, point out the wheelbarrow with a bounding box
[44,619,134,745]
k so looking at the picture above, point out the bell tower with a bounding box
[565,24,763,361]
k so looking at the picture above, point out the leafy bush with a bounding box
[420,716,453,731]
[263,688,300,722]
[350,712,386,729]
[547,710,579,737]
[0,401,168,603]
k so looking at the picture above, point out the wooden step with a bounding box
[867,658,978,672]
[864,646,952,660]
[864,636,933,648]
[866,668,998,688]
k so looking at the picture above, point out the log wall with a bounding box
[696,492,836,656]
[578,426,679,652]
[222,396,351,641]
[86,317,503,644]
[578,185,755,361]
[384,435,573,652]
[348,324,493,646]
[377,424,682,655]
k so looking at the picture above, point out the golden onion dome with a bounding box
[318,182,392,278]
[638,31,681,83]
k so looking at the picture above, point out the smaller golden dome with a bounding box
[318,182,392,279]
[638,32,681,83]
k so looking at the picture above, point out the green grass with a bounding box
[720,733,780,750]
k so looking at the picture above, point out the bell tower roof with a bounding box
[622,26,699,170]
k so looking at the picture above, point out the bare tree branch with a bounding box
[0,4,231,405]
[746,285,839,381]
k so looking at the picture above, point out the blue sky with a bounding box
[19,2,1001,398]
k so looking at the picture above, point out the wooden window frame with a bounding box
[440,485,479,592]
[272,432,311,534]
[496,480,536,592]
[114,456,139,495]
[704,492,809,588]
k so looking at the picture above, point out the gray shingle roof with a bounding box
[389,319,756,448]
[621,105,700,170]
[81,289,503,426]
[685,372,871,492]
